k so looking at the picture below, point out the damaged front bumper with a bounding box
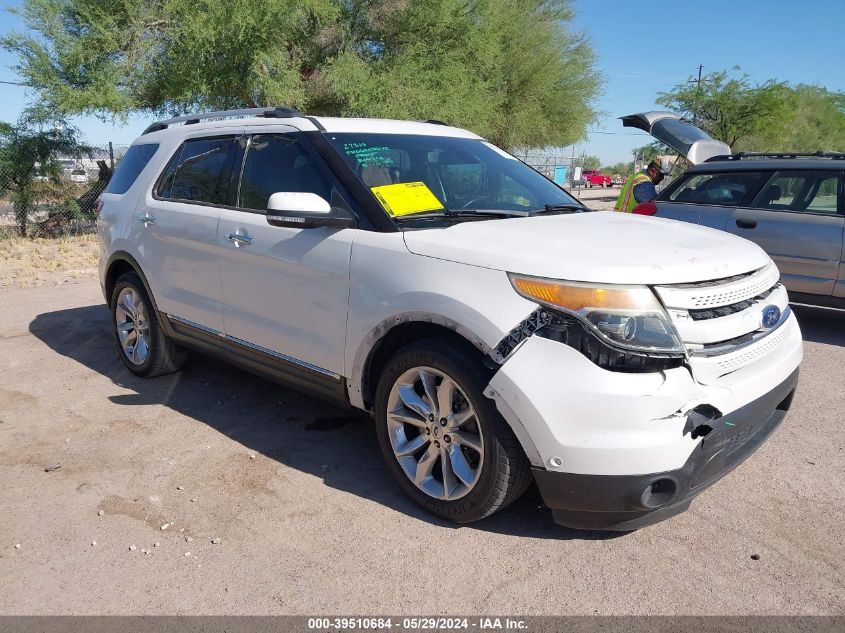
[485,310,803,530]
[532,368,797,530]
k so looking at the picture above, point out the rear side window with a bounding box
[667,171,767,206]
[752,171,841,214]
[104,144,159,194]
[238,134,333,211]
[156,136,237,204]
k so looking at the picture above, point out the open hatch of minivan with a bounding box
[620,111,731,164]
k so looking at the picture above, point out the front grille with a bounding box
[688,283,780,321]
[654,263,781,311]
[714,319,793,372]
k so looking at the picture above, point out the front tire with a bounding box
[110,272,187,377]
[374,337,531,523]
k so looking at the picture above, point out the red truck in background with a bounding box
[581,169,612,188]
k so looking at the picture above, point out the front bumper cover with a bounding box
[533,367,799,531]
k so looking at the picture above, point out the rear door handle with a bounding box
[735,219,757,229]
[136,215,157,226]
[225,232,255,247]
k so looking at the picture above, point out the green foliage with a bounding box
[604,161,632,178]
[0,117,89,236]
[581,155,601,171]
[657,68,845,152]
[744,85,845,152]
[631,142,666,162]
[59,196,84,221]
[3,0,600,149]
[657,69,788,149]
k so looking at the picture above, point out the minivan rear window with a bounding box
[104,144,159,194]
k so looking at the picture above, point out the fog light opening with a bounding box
[640,478,678,509]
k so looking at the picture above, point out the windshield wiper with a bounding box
[394,208,530,222]
[529,203,587,215]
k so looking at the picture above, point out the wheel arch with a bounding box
[104,251,160,314]
[351,313,497,413]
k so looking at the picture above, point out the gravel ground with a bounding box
[0,278,842,615]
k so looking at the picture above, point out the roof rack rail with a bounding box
[420,119,448,126]
[142,107,304,135]
[705,151,845,162]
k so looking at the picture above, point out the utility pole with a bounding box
[689,64,704,124]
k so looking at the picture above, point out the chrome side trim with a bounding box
[167,314,225,337]
[166,314,340,380]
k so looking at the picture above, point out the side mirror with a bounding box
[266,192,354,229]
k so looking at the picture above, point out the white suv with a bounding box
[97,108,802,530]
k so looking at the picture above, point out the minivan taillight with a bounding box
[632,201,657,216]
[94,199,104,216]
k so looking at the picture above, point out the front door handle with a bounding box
[735,219,757,229]
[136,215,157,226]
[225,232,255,247]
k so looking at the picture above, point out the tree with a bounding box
[603,161,632,178]
[3,0,600,149]
[582,155,601,171]
[631,142,666,163]
[657,69,788,149]
[749,85,845,152]
[0,116,88,236]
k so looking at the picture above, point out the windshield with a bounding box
[326,133,580,221]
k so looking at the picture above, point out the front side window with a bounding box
[752,171,841,214]
[326,133,578,220]
[238,134,333,211]
[667,171,767,207]
[157,136,237,204]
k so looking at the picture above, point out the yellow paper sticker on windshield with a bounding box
[370,182,445,217]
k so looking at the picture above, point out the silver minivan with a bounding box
[622,111,845,309]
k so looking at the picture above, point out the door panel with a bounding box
[137,134,242,331]
[216,212,354,376]
[726,207,843,294]
[138,199,224,331]
[725,170,844,296]
[216,129,357,376]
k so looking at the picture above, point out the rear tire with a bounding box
[110,272,187,377]
[374,337,531,523]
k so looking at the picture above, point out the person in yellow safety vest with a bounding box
[614,159,666,212]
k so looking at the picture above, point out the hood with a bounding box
[620,111,731,165]
[402,212,771,285]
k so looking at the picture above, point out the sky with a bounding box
[0,0,843,163]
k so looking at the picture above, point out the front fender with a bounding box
[344,232,537,409]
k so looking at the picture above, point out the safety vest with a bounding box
[614,172,651,212]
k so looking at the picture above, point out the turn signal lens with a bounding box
[510,276,661,313]
[509,274,684,354]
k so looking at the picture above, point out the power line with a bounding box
[0,80,28,86]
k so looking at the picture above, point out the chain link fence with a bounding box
[0,143,130,239]
[512,149,590,189]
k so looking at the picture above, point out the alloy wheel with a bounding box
[385,366,485,501]
[115,287,151,365]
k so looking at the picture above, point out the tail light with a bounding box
[94,199,104,216]
[632,201,657,216]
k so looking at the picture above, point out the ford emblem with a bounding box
[761,305,781,329]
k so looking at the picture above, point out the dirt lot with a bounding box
[0,235,99,289]
[0,276,843,615]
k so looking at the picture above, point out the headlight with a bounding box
[509,274,685,354]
